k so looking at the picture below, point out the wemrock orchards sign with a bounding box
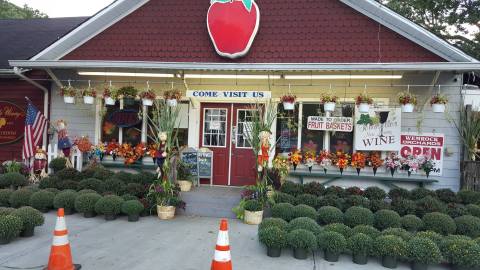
[207,0,260,59]
[400,133,444,176]
[307,116,353,132]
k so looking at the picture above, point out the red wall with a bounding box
[0,71,49,162]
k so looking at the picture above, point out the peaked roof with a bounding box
[26,0,477,64]
[0,17,88,69]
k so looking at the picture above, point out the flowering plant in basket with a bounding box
[355,93,373,105]
[102,87,116,98]
[303,151,316,172]
[117,143,139,165]
[147,179,185,208]
[368,152,383,176]
[320,93,338,104]
[316,150,332,174]
[273,156,290,180]
[384,152,401,177]
[139,90,156,100]
[74,136,93,153]
[288,150,302,171]
[430,94,448,105]
[398,92,417,105]
[351,152,366,175]
[280,94,296,103]
[59,86,76,97]
[82,87,97,97]
[163,89,182,100]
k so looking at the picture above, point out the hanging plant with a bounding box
[398,92,417,113]
[280,94,296,111]
[139,90,156,106]
[430,94,448,113]
[351,152,366,175]
[60,86,77,104]
[321,93,338,112]
[103,86,117,106]
[355,93,373,113]
[117,86,138,106]
[82,87,97,105]
[163,89,182,107]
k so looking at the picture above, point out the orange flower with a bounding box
[289,150,303,165]
[351,152,366,169]
[369,152,384,168]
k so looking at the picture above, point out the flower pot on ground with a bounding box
[258,226,287,258]
[287,229,317,260]
[74,193,102,218]
[147,179,185,220]
[347,233,373,265]
[398,92,417,113]
[0,215,22,244]
[244,199,264,225]
[94,195,124,221]
[373,235,407,269]
[139,90,156,107]
[164,89,182,107]
[317,231,347,262]
[281,94,296,111]
[407,237,442,270]
[121,200,144,222]
[11,206,44,238]
[356,93,373,113]
[176,160,194,192]
[430,94,448,113]
[0,172,28,190]
[29,190,55,213]
[157,205,175,220]
[443,238,480,270]
[53,191,78,215]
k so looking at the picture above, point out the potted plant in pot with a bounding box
[317,231,347,262]
[74,193,102,218]
[258,226,288,257]
[356,93,373,113]
[430,94,448,113]
[103,86,117,106]
[11,206,44,237]
[398,92,417,113]
[373,235,407,269]
[176,160,193,192]
[94,195,124,221]
[163,89,182,107]
[287,229,317,260]
[0,215,22,244]
[244,199,264,225]
[29,190,55,213]
[60,86,76,104]
[121,200,144,222]
[347,233,374,265]
[117,86,138,106]
[406,237,442,270]
[53,190,78,215]
[147,179,185,220]
[280,94,296,111]
[321,93,338,112]
[445,238,480,270]
[82,87,97,105]
[139,89,156,106]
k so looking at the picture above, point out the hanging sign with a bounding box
[187,90,270,99]
[400,133,444,176]
[107,109,141,128]
[0,101,26,144]
[207,0,260,59]
[307,116,353,132]
[354,107,401,151]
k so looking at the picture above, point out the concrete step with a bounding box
[179,186,242,219]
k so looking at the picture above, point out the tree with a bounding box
[378,0,480,59]
[0,0,47,19]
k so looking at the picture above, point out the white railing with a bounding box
[47,144,83,172]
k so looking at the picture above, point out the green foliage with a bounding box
[28,190,55,211]
[381,228,413,242]
[317,206,343,225]
[352,225,380,239]
[104,177,126,195]
[324,186,347,197]
[415,196,447,217]
[422,212,456,235]
[347,233,374,255]
[373,235,407,258]
[415,231,443,247]
[0,215,22,242]
[78,189,97,195]
[303,182,325,196]
[409,188,435,200]
[346,186,364,196]
[9,189,33,208]
[391,199,417,216]
[388,187,410,201]
[117,86,138,98]
[57,180,79,191]
[467,204,480,218]
[258,217,288,232]
[286,229,317,250]
[401,215,423,232]
[94,195,124,216]
[0,207,14,216]
[287,217,322,235]
[125,183,145,198]
[293,204,317,220]
[273,192,296,205]
[78,178,105,193]
[457,190,480,205]
[344,206,374,227]
[38,176,58,189]
[11,206,44,228]
[176,160,192,181]
[364,187,386,200]
[92,168,114,181]
[369,199,391,212]
[345,195,370,209]
[406,237,442,264]
[455,215,480,238]
[324,223,353,238]
[0,189,13,207]
[55,168,81,181]
[317,195,344,209]
[279,181,303,196]
[318,231,347,253]
[244,199,263,212]
[121,200,144,215]
[43,188,60,195]
[53,190,78,210]
[48,157,66,172]
[374,209,401,230]
[121,194,138,201]
[435,188,459,203]
[295,194,318,209]
[442,238,480,267]
[259,226,288,248]
[74,193,102,213]
[0,172,27,188]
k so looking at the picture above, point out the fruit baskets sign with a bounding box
[307,116,353,132]
[207,0,260,59]
[354,107,401,151]
[0,101,26,144]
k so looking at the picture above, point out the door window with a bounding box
[235,109,254,148]
[203,108,227,147]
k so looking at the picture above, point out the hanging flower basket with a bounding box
[63,96,75,104]
[281,94,296,111]
[166,99,177,107]
[356,94,373,113]
[60,86,77,104]
[82,87,96,105]
[432,104,446,113]
[83,96,94,104]
[321,93,338,112]
[430,94,448,113]
[103,86,117,106]
[164,89,182,107]
[117,86,138,106]
[104,97,115,105]
[398,92,417,113]
[139,90,156,107]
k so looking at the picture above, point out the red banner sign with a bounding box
[400,133,444,176]
[0,101,26,144]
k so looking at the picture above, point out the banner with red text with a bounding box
[306,116,353,132]
[400,133,444,176]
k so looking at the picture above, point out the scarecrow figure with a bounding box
[257,130,271,172]
[56,120,73,168]
[155,132,168,179]
[33,148,48,179]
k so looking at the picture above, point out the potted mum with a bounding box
[356,93,374,113]
[259,226,288,257]
[176,160,193,192]
[53,190,78,215]
[398,92,417,113]
[321,93,338,112]
[117,86,138,106]
[103,86,116,106]
[147,179,185,220]
[60,86,76,104]
[348,233,374,265]
[373,235,407,269]
[74,193,102,218]
[317,231,347,262]
[11,206,45,237]
[406,237,442,270]
[121,200,144,222]
[163,89,182,107]
[139,89,156,106]
[82,87,96,105]
[94,195,124,221]
[430,94,448,113]
[244,199,264,225]
[0,215,22,244]
[280,94,296,110]
[287,229,317,260]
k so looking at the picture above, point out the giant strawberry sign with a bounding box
[207,0,260,59]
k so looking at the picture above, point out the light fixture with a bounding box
[78,71,175,78]
[284,74,403,80]
[183,74,281,80]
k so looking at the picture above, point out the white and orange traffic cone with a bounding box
[44,208,81,270]
[211,219,232,270]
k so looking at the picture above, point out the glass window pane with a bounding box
[276,104,298,154]
[302,104,324,154]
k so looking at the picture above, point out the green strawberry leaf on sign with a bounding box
[356,114,373,125]
[210,0,253,12]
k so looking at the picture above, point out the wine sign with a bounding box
[354,107,401,151]
[0,101,26,145]
[400,133,444,176]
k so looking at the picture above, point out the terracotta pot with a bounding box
[244,210,263,225]
[432,103,446,113]
[83,96,95,104]
[324,102,336,112]
[266,247,281,257]
[142,99,153,106]
[358,103,370,113]
[166,99,177,107]
[104,97,115,105]
[401,103,414,113]
[63,96,75,104]
[283,101,295,110]
[177,180,192,192]
[157,205,175,220]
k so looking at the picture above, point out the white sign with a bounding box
[354,107,401,151]
[209,121,221,130]
[187,90,271,99]
[307,116,353,132]
[400,133,444,176]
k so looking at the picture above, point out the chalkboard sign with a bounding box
[181,151,198,176]
[197,151,213,178]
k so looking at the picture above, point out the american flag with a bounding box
[23,102,48,159]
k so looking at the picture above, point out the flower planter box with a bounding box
[244,210,263,225]
[104,97,115,105]
[83,96,95,104]
[63,96,75,104]
[324,102,336,112]
[358,103,370,113]
[157,205,175,220]
[401,103,414,113]
[142,99,153,106]
[432,104,446,113]
[177,180,192,192]
[283,101,295,110]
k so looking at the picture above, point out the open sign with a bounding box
[400,133,444,176]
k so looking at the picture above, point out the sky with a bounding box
[8,0,114,17]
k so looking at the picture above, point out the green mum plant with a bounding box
[406,237,442,265]
[286,229,317,251]
[259,226,288,249]
[347,233,374,255]
[0,215,23,244]
[318,231,347,254]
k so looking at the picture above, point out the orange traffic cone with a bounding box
[211,219,232,270]
[44,208,81,270]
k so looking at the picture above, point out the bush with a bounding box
[346,186,364,196]
[391,199,417,216]
[78,178,105,193]
[104,177,126,195]
[347,233,373,255]
[457,190,480,205]
[92,168,114,181]
[48,157,67,172]
[57,180,79,191]
[317,195,342,208]
[435,188,459,203]
[372,235,407,258]
[55,168,81,181]
[324,223,353,238]
[113,171,134,183]
[317,206,343,225]
[415,231,443,247]
[11,206,44,229]
[295,194,318,209]
[0,172,27,188]
[415,196,447,217]
[324,186,347,197]
[0,189,13,206]
[29,190,55,211]
[279,181,303,196]
[121,200,144,216]
[9,189,34,208]
[409,187,435,200]
[317,231,347,253]
[78,189,97,195]
[74,193,102,214]
[401,215,423,232]
[293,204,317,220]
[369,199,390,212]
[286,229,317,251]
[121,194,138,201]
[287,217,322,235]
[0,207,14,216]
[364,187,386,200]
[259,226,288,249]
[381,228,413,241]
[94,195,124,216]
[406,237,442,264]
[258,217,288,232]
[467,204,480,218]
[443,238,480,268]
[374,209,401,230]
[422,212,456,235]
[244,200,263,212]
[271,203,295,221]
[273,192,296,205]
[303,182,324,196]
[125,183,145,198]
[388,187,410,201]
[43,188,60,195]
[455,215,480,238]
[38,176,58,189]
[345,195,370,209]
[352,225,380,239]
[344,206,374,227]
[53,190,78,210]
[0,215,23,242]
[446,203,469,218]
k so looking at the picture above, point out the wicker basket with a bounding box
[244,210,263,225]
[157,205,175,220]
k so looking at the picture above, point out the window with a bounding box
[203,108,227,147]
[302,104,324,154]
[236,109,254,148]
[275,104,298,154]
